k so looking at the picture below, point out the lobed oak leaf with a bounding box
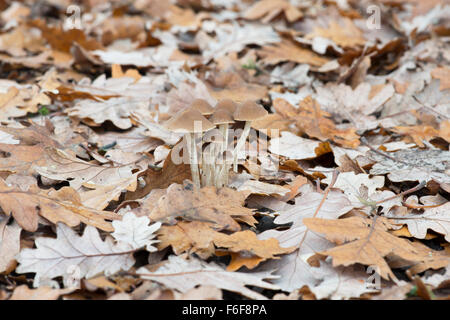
[387,202,450,242]
[258,40,329,67]
[243,0,303,23]
[112,212,161,252]
[303,216,429,281]
[202,24,280,61]
[255,189,353,292]
[0,179,119,232]
[149,182,255,231]
[16,223,135,288]
[0,217,21,273]
[368,148,450,185]
[35,147,136,191]
[137,254,280,300]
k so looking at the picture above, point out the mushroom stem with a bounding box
[220,124,229,187]
[185,133,201,188]
[233,121,251,173]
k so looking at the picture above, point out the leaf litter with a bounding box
[0,0,449,301]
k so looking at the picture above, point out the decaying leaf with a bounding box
[112,212,161,251]
[368,148,450,185]
[0,217,21,273]
[0,179,119,232]
[149,182,255,231]
[158,221,294,265]
[255,188,353,291]
[16,223,135,287]
[35,148,136,191]
[137,254,280,300]
[387,202,450,241]
[303,216,430,281]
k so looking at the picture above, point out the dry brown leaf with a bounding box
[296,97,361,148]
[158,221,293,265]
[149,182,255,231]
[0,179,119,232]
[391,125,440,147]
[9,285,74,300]
[303,216,429,281]
[244,0,303,23]
[431,66,450,91]
[259,40,329,67]
[305,18,366,48]
[126,149,191,201]
[0,218,21,273]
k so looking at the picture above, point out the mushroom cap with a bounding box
[164,107,215,133]
[210,108,234,125]
[215,99,237,114]
[190,99,214,116]
[233,101,268,121]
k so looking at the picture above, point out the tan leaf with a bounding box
[158,221,293,264]
[0,179,119,231]
[391,125,440,147]
[259,40,329,67]
[244,0,303,23]
[431,66,450,91]
[149,182,255,231]
[296,97,360,148]
[9,285,74,300]
[305,19,366,48]
[125,149,191,201]
[387,202,450,242]
[137,254,280,300]
[0,218,21,273]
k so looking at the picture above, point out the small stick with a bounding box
[375,181,427,205]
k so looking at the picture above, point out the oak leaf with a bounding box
[137,254,280,300]
[16,223,135,287]
[35,148,136,191]
[149,182,256,231]
[243,0,303,23]
[303,216,428,281]
[255,188,354,291]
[0,217,21,273]
[0,179,119,232]
[387,202,450,242]
[112,212,161,251]
[158,221,293,265]
[259,40,329,67]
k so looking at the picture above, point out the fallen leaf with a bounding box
[303,216,428,281]
[259,40,329,67]
[0,179,119,232]
[0,217,21,273]
[137,254,280,300]
[112,212,161,251]
[9,285,74,300]
[16,223,135,287]
[149,182,255,231]
[387,202,450,241]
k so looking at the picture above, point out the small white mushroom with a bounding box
[164,107,215,188]
[232,101,268,173]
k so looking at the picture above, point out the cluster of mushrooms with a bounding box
[164,99,268,188]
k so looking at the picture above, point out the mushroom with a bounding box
[210,106,235,187]
[165,107,215,188]
[232,101,268,172]
[190,99,214,117]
